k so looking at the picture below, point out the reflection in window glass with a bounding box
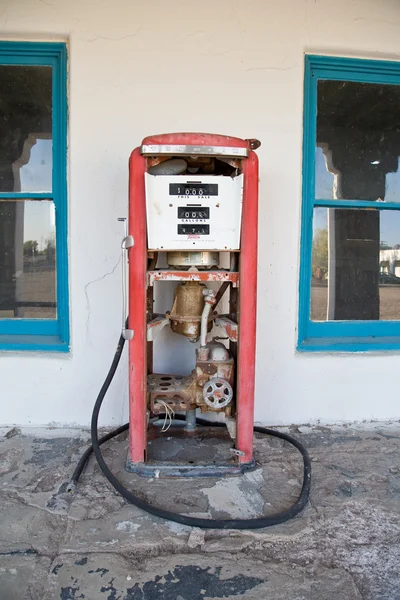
[0,200,56,319]
[315,147,335,199]
[385,157,400,203]
[316,80,400,201]
[19,137,52,192]
[0,66,52,193]
[311,208,400,321]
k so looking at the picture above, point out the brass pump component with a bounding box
[168,281,213,342]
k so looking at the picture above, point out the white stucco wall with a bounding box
[1,0,400,427]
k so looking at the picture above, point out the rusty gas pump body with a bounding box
[125,133,259,476]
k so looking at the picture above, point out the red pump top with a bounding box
[141,132,251,149]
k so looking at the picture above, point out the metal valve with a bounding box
[202,377,233,409]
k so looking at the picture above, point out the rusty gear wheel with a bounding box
[203,377,233,409]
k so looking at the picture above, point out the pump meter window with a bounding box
[145,174,243,250]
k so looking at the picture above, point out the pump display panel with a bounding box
[169,183,218,196]
[177,207,210,220]
[177,224,210,235]
[145,174,243,250]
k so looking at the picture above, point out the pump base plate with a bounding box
[126,424,256,478]
[126,459,256,478]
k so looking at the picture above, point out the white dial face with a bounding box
[145,174,243,250]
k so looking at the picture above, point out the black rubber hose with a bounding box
[69,331,312,529]
[69,423,129,488]
[67,334,128,493]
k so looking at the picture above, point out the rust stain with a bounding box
[148,318,163,329]
[148,270,239,286]
[224,321,238,342]
[215,317,238,342]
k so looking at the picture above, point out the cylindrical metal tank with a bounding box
[168,282,213,342]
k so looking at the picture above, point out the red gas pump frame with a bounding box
[128,133,259,471]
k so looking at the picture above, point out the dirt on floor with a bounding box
[1,421,400,599]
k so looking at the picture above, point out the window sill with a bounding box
[0,335,70,353]
[297,336,400,353]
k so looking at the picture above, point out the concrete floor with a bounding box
[1,421,400,599]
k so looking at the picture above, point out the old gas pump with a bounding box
[125,133,260,475]
[70,132,311,528]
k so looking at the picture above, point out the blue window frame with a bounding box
[0,42,68,352]
[299,55,400,352]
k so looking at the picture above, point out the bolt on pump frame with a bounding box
[127,133,259,470]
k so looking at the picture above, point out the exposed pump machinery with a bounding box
[69,133,311,529]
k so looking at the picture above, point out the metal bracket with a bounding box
[118,218,135,342]
[121,235,134,249]
[230,448,245,457]
[122,328,134,341]
[147,315,170,341]
[214,316,238,342]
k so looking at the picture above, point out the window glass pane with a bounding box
[0,199,56,319]
[311,207,400,321]
[316,80,400,201]
[0,66,52,192]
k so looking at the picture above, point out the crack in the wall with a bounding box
[84,257,121,343]
[78,28,143,43]
[176,30,206,43]
[36,0,56,7]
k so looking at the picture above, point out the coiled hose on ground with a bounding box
[68,330,311,529]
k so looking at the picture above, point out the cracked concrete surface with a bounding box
[1,423,400,599]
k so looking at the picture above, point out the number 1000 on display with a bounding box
[169,183,218,196]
